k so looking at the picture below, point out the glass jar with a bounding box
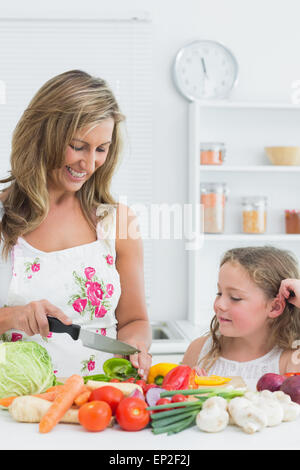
[285,210,300,234]
[200,182,227,233]
[200,142,226,165]
[242,196,267,234]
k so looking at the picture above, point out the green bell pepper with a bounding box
[103,358,140,381]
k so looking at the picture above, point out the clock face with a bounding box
[173,40,238,101]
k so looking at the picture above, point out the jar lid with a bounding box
[285,209,300,214]
[242,196,268,207]
[201,182,227,195]
[200,142,225,151]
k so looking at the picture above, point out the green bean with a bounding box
[147,399,204,412]
[159,388,216,398]
[151,410,198,428]
[150,403,202,421]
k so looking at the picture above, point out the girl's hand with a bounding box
[194,366,207,376]
[13,299,72,337]
[278,279,300,308]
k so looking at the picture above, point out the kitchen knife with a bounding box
[47,317,140,355]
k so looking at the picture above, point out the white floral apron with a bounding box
[2,204,121,378]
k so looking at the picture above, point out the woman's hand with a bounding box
[278,278,300,308]
[12,299,72,337]
[128,342,152,381]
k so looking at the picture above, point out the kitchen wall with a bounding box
[1,0,300,326]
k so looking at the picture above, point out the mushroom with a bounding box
[228,397,268,434]
[272,391,300,422]
[196,396,229,433]
[244,390,284,427]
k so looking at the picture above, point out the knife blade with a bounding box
[47,317,140,355]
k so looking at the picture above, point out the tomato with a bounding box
[124,377,136,383]
[78,401,112,432]
[88,386,124,414]
[171,394,187,403]
[115,397,150,431]
[155,398,171,412]
[135,379,147,393]
[109,379,121,383]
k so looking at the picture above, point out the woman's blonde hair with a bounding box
[0,69,125,259]
[199,246,300,371]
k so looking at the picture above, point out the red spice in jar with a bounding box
[285,210,300,234]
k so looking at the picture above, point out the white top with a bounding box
[197,335,284,389]
[0,201,121,377]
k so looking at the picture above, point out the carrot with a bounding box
[0,390,59,409]
[74,390,91,407]
[39,374,84,433]
[0,396,17,408]
[46,385,65,393]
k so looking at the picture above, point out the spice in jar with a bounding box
[285,210,300,234]
[242,196,267,234]
[200,183,227,233]
[200,143,225,165]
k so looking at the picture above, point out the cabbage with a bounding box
[0,341,55,399]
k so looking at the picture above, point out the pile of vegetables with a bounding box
[1,346,300,436]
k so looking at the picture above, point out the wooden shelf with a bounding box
[200,165,300,172]
[204,234,300,241]
[196,100,300,110]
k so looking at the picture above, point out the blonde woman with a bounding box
[183,246,300,388]
[0,70,152,379]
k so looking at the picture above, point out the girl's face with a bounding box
[48,118,114,195]
[213,261,276,339]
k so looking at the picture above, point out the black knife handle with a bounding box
[47,317,80,340]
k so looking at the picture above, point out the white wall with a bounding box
[1,0,300,325]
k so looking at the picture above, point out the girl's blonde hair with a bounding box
[0,69,125,260]
[199,246,300,371]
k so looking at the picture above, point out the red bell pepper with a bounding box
[162,365,198,390]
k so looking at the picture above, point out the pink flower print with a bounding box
[88,359,95,371]
[31,263,40,272]
[106,283,114,298]
[72,298,87,313]
[86,282,104,306]
[11,332,23,342]
[84,267,96,280]
[47,332,53,339]
[101,328,107,336]
[54,370,58,375]
[105,254,114,265]
[95,304,108,318]
[24,257,41,279]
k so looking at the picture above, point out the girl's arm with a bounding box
[182,336,208,369]
[115,203,152,381]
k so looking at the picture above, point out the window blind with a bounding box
[0,16,153,307]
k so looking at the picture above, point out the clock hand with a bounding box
[201,57,209,79]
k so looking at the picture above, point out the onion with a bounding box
[145,387,167,407]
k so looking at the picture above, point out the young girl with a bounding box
[182,246,300,388]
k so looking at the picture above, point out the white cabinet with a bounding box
[188,100,300,326]
[151,354,184,365]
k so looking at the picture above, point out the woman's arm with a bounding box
[115,203,152,380]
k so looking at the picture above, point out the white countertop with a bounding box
[0,407,299,450]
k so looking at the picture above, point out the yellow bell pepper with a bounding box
[147,363,178,385]
[195,374,231,386]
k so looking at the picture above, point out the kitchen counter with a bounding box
[0,407,299,450]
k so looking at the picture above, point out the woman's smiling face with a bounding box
[213,261,273,338]
[48,118,114,195]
